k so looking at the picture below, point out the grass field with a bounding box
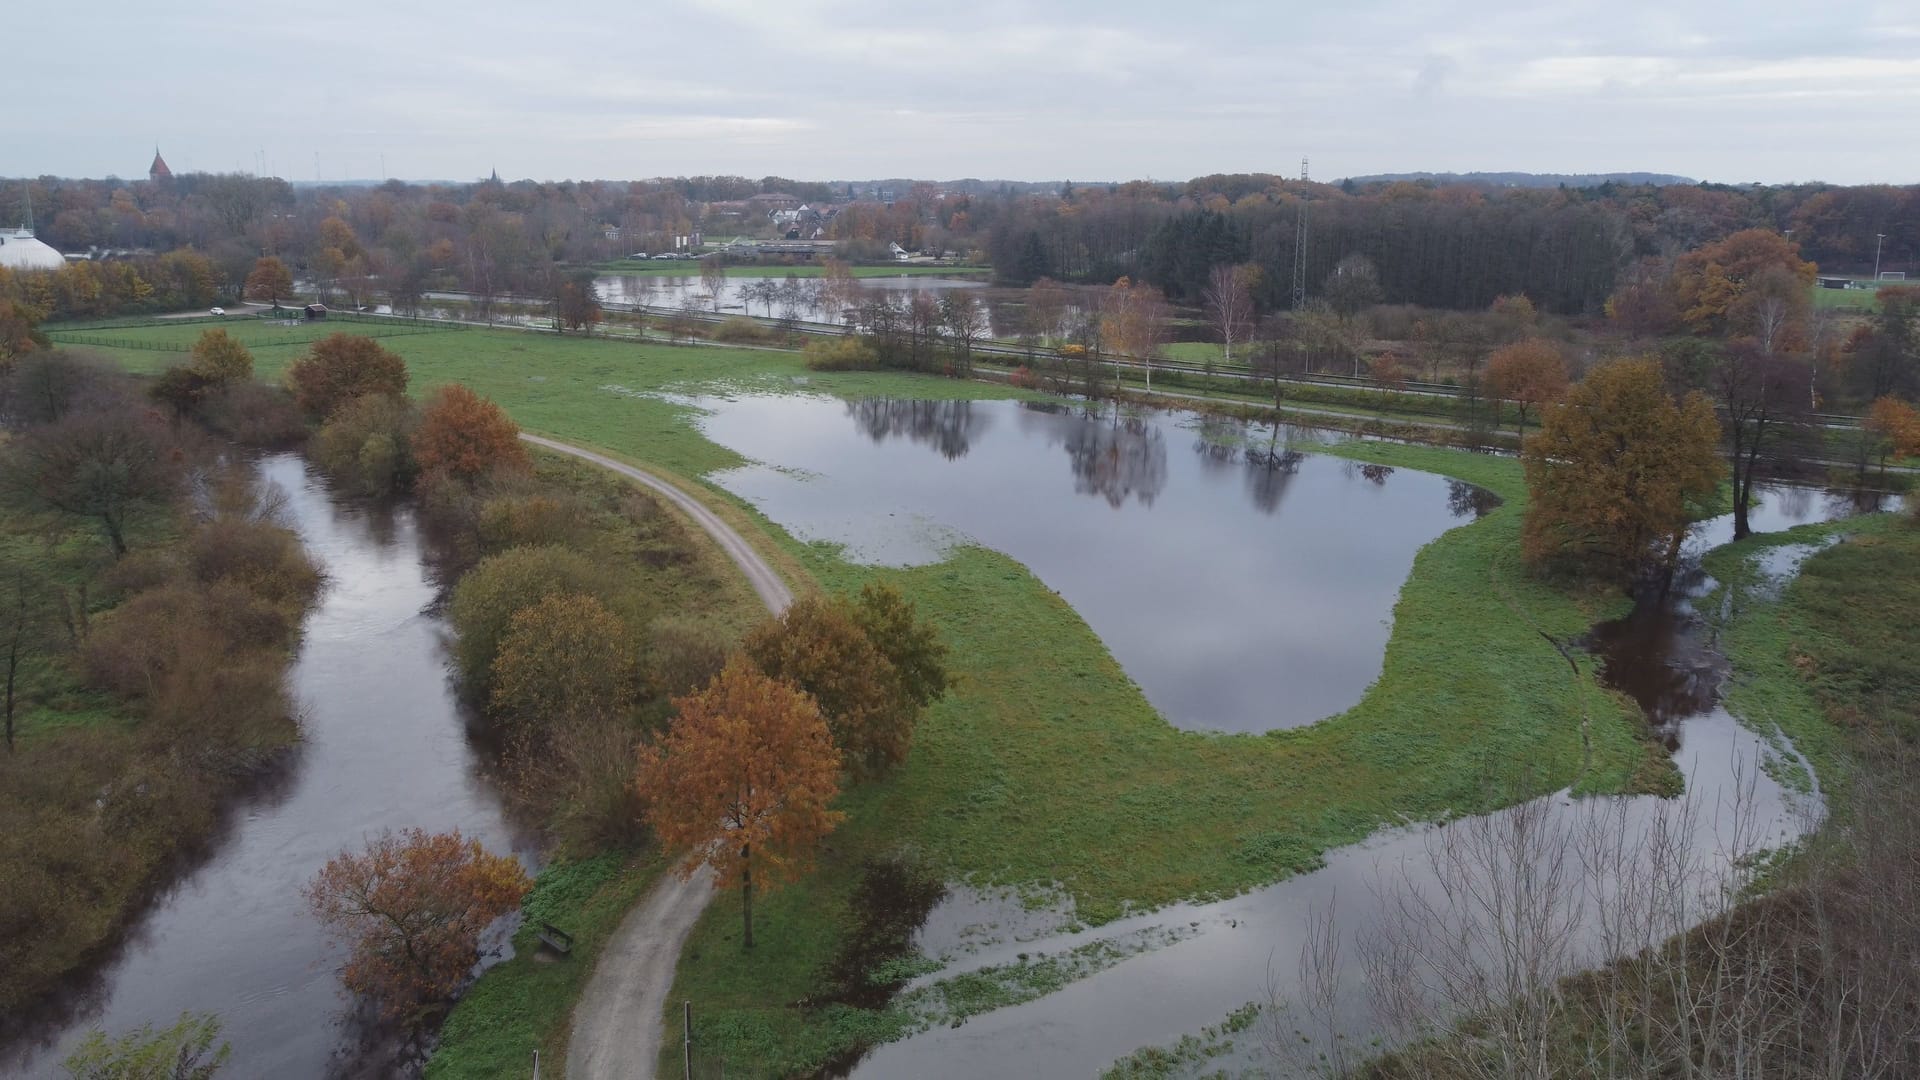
[1811,285,1881,311]
[76,323,1656,1078]
[585,261,992,278]
[46,313,453,353]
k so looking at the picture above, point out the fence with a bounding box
[47,312,463,353]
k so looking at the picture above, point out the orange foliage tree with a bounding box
[1522,358,1725,583]
[304,828,531,1022]
[411,384,528,482]
[1669,229,1817,335]
[244,257,294,304]
[284,333,408,419]
[1485,338,1570,436]
[1866,397,1920,466]
[638,658,843,948]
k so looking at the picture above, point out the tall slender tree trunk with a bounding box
[740,842,754,950]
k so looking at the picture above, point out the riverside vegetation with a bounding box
[0,344,321,1020]
[54,312,1909,1077]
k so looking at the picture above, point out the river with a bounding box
[0,454,537,1078]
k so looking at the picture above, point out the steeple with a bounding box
[149,146,173,182]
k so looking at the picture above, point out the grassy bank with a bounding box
[80,324,1655,1077]
[428,851,670,1078]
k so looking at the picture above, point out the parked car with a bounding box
[209,306,226,316]
[651,253,678,260]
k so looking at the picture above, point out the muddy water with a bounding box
[843,487,1879,1078]
[0,455,537,1078]
[688,395,1487,733]
[594,273,994,328]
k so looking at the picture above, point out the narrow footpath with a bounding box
[519,434,793,1080]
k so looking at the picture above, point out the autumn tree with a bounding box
[411,384,527,483]
[62,1012,230,1080]
[638,658,843,949]
[488,592,635,738]
[745,595,900,775]
[1670,229,1816,335]
[1843,289,1919,403]
[1864,397,1920,472]
[1522,358,1724,584]
[243,256,294,305]
[0,300,48,365]
[1485,339,1570,437]
[448,545,607,691]
[848,583,949,714]
[1714,339,1814,539]
[1099,276,1171,391]
[1203,263,1261,368]
[305,829,530,1022]
[188,328,253,384]
[1369,351,1409,402]
[311,392,418,496]
[285,333,408,419]
[553,272,601,335]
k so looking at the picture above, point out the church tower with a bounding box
[149,147,173,183]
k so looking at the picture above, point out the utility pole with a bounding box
[1290,157,1310,309]
[1875,232,1887,281]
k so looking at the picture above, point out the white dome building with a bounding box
[0,227,65,272]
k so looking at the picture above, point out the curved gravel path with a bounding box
[520,434,791,1080]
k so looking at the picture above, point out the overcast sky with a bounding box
[8,0,1918,185]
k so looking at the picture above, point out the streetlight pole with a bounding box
[1875,232,1887,282]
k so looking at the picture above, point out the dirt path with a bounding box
[520,434,791,1080]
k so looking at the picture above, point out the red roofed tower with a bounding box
[149,147,172,183]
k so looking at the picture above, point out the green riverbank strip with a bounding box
[83,325,1653,1078]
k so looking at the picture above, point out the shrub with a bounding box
[285,333,408,420]
[311,393,418,496]
[448,545,609,693]
[477,492,589,552]
[712,316,771,343]
[185,517,323,612]
[803,336,879,371]
[412,384,528,484]
[198,380,307,446]
[488,592,637,737]
[641,614,732,702]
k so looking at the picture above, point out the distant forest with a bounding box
[0,169,1912,318]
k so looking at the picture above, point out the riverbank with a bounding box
[1350,510,1918,1079]
[83,325,1659,1077]
[0,410,321,1034]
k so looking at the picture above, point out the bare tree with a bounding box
[1203,263,1261,370]
[700,256,728,312]
[1,564,48,752]
[1099,277,1171,392]
[941,293,988,378]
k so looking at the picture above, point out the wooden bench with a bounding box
[536,922,574,956]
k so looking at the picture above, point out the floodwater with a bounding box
[595,272,996,330]
[848,484,1881,1068]
[843,483,1879,1079]
[688,394,1491,733]
[0,455,537,1078]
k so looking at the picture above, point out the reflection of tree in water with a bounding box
[844,398,991,460]
[1059,404,1168,508]
[1189,414,1243,476]
[1447,479,1504,519]
[1240,420,1306,515]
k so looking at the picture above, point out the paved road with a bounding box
[519,434,791,1080]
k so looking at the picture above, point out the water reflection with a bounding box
[1,455,537,1078]
[1056,406,1167,509]
[689,394,1481,732]
[1447,479,1504,520]
[845,398,990,461]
